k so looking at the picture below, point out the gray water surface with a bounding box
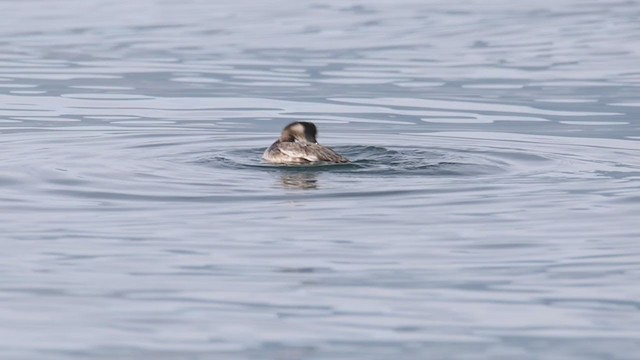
[1,0,640,359]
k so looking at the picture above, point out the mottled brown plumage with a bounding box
[263,122,349,164]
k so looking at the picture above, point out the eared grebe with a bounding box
[262,121,349,164]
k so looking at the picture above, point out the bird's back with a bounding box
[263,141,349,164]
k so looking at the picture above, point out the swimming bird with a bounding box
[263,121,349,164]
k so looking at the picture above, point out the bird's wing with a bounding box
[278,143,349,163]
[276,142,318,162]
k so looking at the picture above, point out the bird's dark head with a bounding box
[280,121,318,144]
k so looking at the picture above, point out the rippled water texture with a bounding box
[1,0,640,359]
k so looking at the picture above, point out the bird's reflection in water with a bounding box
[279,171,318,190]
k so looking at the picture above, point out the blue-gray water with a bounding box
[1,0,640,359]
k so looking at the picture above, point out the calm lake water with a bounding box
[1,0,639,359]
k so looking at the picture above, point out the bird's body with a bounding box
[263,122,349,164]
